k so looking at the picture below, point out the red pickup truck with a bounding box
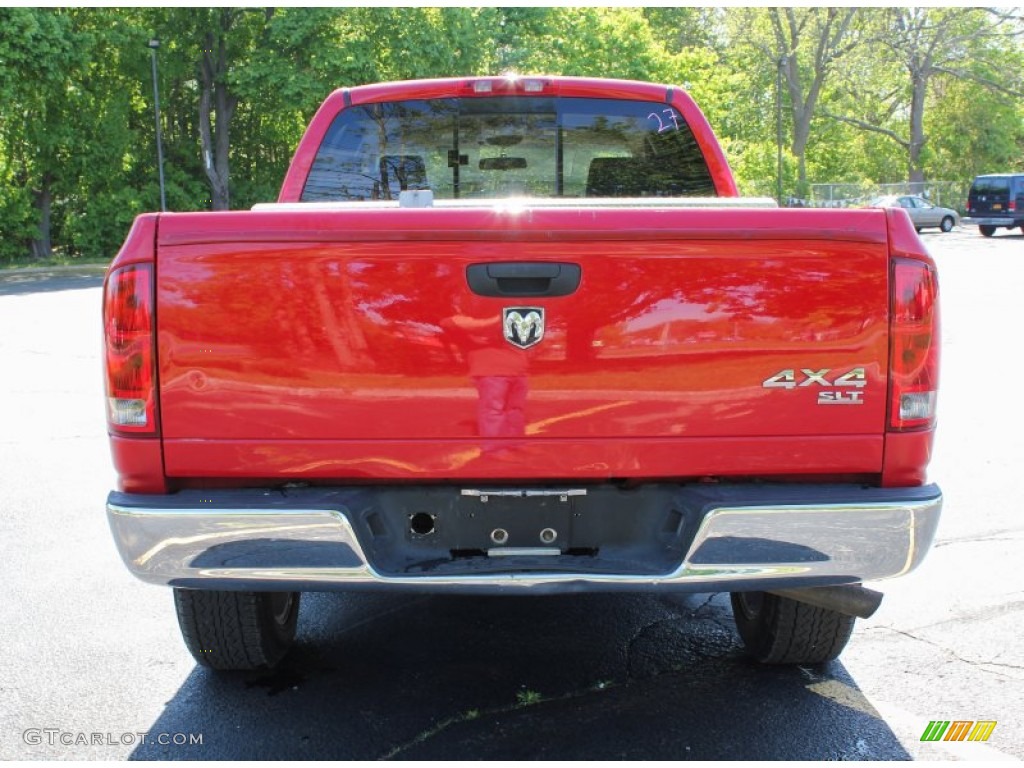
[104,76,941,671]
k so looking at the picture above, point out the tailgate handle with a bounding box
[466,262,581,297]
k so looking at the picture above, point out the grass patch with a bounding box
[1,255,110,270]
[515,689,543,706]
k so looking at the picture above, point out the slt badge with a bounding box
[503,307,544,349]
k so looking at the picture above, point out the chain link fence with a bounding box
[796,181,970,213]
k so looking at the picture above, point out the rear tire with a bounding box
[980,225,996,237]
[173,589,300,671]
[730,591,855,665]
[940,216,954,232]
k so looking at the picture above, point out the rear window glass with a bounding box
[302,97,716,201]
[971,178,1011,195]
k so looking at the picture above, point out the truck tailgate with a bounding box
[156,207,890,481]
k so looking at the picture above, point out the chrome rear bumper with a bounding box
[107,484,942,594]
[963,216,1016,226]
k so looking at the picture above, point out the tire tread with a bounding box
[173,589,297,671]
[731,591,855,665]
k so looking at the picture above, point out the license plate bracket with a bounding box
[455,489,583,551]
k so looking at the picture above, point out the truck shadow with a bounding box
[131,591,910,760]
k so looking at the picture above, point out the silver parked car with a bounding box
[869,195,959,233]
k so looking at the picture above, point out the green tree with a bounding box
[60,10,162,258]
[729,8,860,199]
[829,7,1024,184]
[348,7,497,82]
[927,76,1023,180]
[643,7,723,54]
[497,8,676,82]
[0,8,82,258]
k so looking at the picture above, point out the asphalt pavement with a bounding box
[0,229,1021,760]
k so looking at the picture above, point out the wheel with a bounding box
[914,227,922,233]
[940,216,954,232]
[980,225,996,237]
[173,589,300,670]
[730,591,855,665]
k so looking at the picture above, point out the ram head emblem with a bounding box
[503,307,544,349]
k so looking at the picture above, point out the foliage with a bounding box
[499,7,677,81]
[0,8,81,260]
[828,7,1024,183]
[1,7,1023,262]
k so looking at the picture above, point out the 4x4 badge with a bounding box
[503,307,544,349]
[762,367,867,405]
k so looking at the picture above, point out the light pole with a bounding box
[776,54,785,206]
[147,38,167,212]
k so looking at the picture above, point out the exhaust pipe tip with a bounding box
[767,584,884,619]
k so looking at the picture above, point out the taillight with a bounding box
[889,258,939,430]
[103,264,157,434]
[1009,200,1017,212]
